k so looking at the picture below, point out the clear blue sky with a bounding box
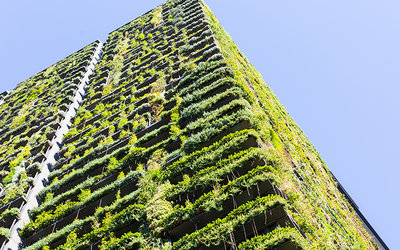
[1,0,398,248]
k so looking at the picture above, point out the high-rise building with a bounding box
[0,0,387,249]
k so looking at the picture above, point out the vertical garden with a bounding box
[0,0,382,249]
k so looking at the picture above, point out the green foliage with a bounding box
[63,127,78,140]
[1,181,30,207]
[0,207,20,221]
[10,114,26,129]
[0,227,10,239]
[64,145,75,158]
[0,3,373,249]
[179,88,243,123]
[138,32,145,40]
[163,165,278,231]
[146,182,173,235]
[37,145,139,208]
[48,140,124,181]
[238,227,307,249]
[78,189,91,202]
[99,232,145,250]
[147,149,167,171]
[184,98,249,135]
[172,195,288,249]
[165,148,270,201]
[151,6,163,28]
[182,108,254,154]
[180,78,236,109]
[136,124,170,148]
[169,95,182,139]
[201,1,375,247]
[163,129,260,180]
[117,117,129,130]
[94,103,106,114]
[175,59,228,92]
[26,217,94,250]
[21,170,142,238]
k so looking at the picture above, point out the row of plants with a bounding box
[0,43,97,128]
[60,113,147,162]
[0,207,20,240]
[170,59,229,97]
[37,146,142,206]
[164,147,270,201]
[21,170,142,239]
[27,190,146,250]
[163,129,260,181]
[24,145,151,249]
[181,106,253,154]
[237,227,307,249]
[26,21,191,238]
[161,165,280,232]
[171,194,289,249]
[49,137,132,180]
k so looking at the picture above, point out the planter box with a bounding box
[50,221,92,249]
[138,128,170,149]
[89,92,102,102]
[77,200,101,220]
[172,157,267,206]
[31,141,52,156]
[169,134,258,185]
[0,235,7,248]
[180,94,242,129]
[165,139,181,153]
[53,166,104,197]
[230,206,293,247]
[163,98,176,111]
[22,223,53,246]
[85,98,101,112]
[188,120,252,155]
[136,117,170,140]
[170,203,290,246]
[32,153,47,164]
[46,130,57,141]
[32,177,139,243]
[104,137,130,156]
[76,113,102,131]
[54,210,78,231]
[114,220,140,238]
[134,86,151,99]
[0,213,18,229]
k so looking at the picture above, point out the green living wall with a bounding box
[14,0,379,249]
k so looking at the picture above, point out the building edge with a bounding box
[199,0,388,248]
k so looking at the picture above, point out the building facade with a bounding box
[0,0,386,249]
